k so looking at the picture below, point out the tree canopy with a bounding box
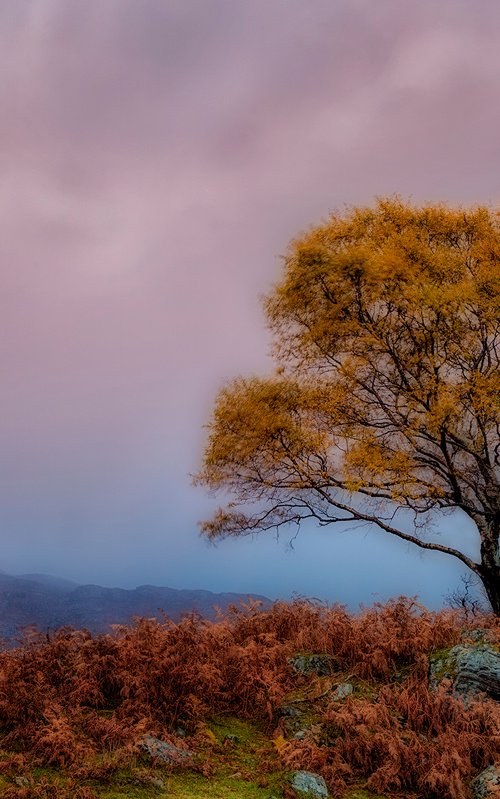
[197,199,500,613]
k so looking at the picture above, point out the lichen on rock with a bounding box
[472,764,500,798]
[429,644,500,701]
[291,769,329,797]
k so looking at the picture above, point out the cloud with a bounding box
[0,0,497,600]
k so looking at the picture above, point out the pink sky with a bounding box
[0,0,498,605]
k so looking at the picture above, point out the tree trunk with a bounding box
[478,566,500,616]
[475,516,500,616]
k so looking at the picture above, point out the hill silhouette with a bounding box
[0,571,270,639]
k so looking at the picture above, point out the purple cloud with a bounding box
[0,0,497,605]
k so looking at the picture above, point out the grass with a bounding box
[0,718,291,798]
[155,772,281,799]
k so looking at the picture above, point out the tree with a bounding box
[196,199,500,614]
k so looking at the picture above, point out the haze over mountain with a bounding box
[0,572,270,641]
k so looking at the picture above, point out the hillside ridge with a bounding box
[0,571,270,639]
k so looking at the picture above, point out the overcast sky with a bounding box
[0,0,498,608]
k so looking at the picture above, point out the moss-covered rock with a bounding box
[429,644,500,701]
[288,654,335,676]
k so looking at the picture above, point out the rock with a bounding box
[14,776,31,787]
[429,645,500,701]
[331,682,353,700]
[472,765,500,798]
[276,704,304,736]
[289,654,334,676]
[138,735,192,764]
[280,704,302,718]
[291,770,329,797]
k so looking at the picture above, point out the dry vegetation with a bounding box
[0,597,498,798]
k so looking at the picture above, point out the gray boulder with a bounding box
[331,682,353,701]
[138,735,192,764]
[472,765,500,798]
[429,644,500,701]
[291,770,329,797]
[288,654,335,676]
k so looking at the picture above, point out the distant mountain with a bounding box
[0,572,270,641]
[17,573,80,590]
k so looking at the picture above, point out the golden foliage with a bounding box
[197,198,500,612]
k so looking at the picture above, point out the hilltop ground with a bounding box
[0,598,497,799]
